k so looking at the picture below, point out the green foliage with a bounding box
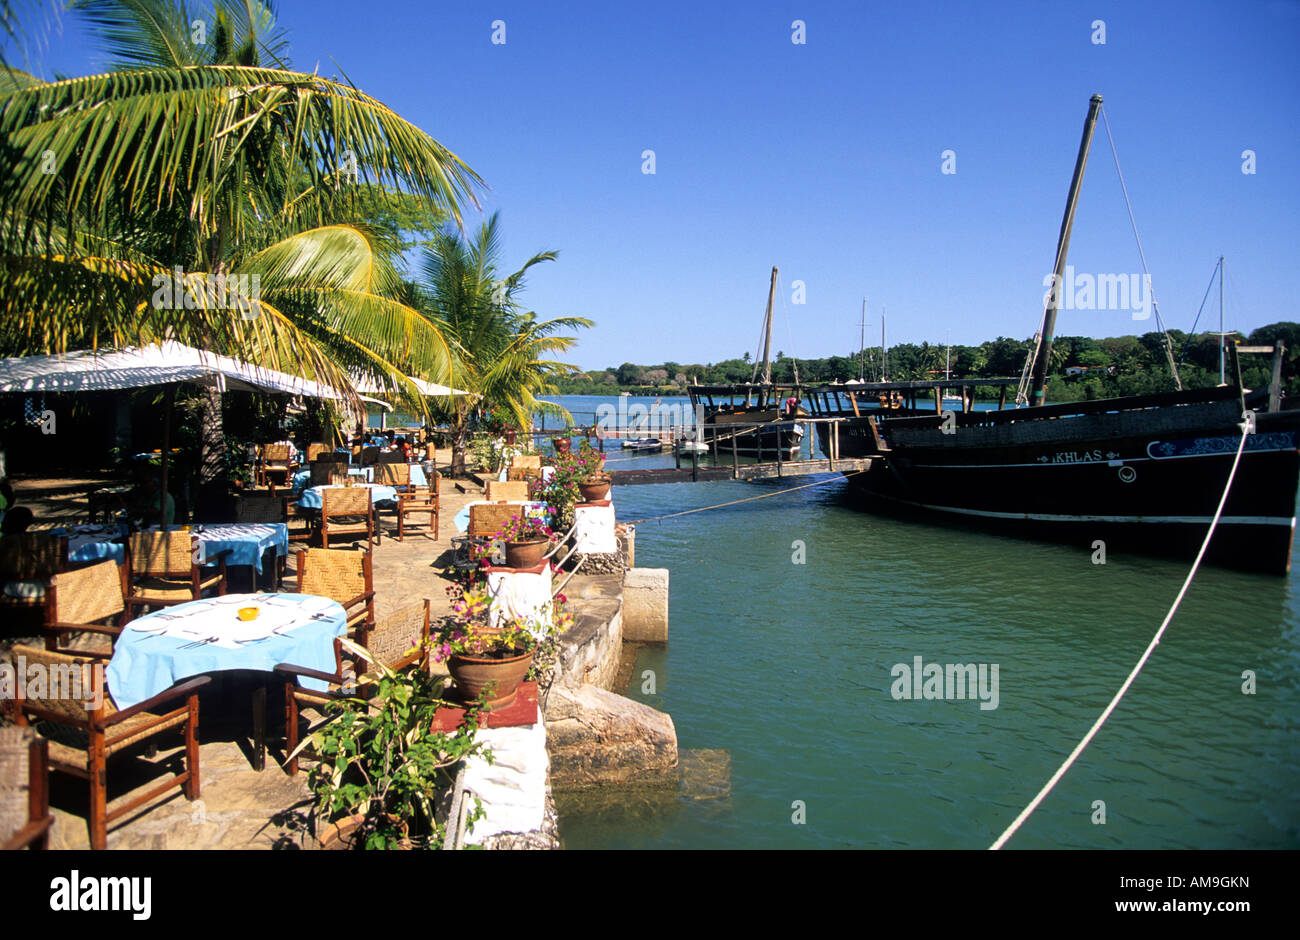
[303,638,487,850]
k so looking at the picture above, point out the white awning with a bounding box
[0,341,347,400]
[351,373,475,399]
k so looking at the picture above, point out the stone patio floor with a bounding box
[1,466,579,850]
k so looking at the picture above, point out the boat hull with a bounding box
[841,402,1300,574]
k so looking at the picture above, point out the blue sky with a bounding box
[13,0,1300,370]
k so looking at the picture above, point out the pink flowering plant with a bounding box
[434,584,556,663]
[496,514,555,544]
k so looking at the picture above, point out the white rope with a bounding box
[990,419,1252,849]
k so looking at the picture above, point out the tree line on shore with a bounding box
[556,322,1300,402]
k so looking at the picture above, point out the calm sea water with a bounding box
[542,396,1300,849]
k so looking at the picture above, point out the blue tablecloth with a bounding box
[108,593,346,709]
[58,523,288,573]
[190,524,288,573]
[56,523,128,564]
[296,483,397,509]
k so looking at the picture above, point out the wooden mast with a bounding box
[760,265,778,386]
[1029,93,1104,408]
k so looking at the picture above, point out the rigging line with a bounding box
[989,419,1251,850]
[1099,105,1182,389]
[1177,260,1222,368]
[622,471,864,525]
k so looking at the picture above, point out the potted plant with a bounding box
[300,638,488,850]
[551,433,572,455]
[496,513,556,569]
[435,587,555,709]
[577,472,611,502]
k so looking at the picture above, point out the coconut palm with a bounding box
[414,212,591,474]
[0,0,483,504]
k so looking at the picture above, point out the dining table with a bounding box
[55,522,289,576]
[108,592,347,771]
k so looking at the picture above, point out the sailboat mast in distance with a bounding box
[881,309,887,382]
[760,265,778,385]
[859,298,866,381]
[1219,255,1225,385]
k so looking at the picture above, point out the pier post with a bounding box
[731,431,739,478]
[776,423,783,477]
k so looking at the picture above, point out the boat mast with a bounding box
[1028,93,1104,408]
[881,310,887,382]
[1219,255,1225,385]
[760,265,777,386]
[859,297,866,381]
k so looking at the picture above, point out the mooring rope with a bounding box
[622,470,864,525]
[990,420,1252,849]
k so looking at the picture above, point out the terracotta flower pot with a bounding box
[552,436,572,455]
[448,648,534,709]
[578,477,611,501]
[504,537,549,569]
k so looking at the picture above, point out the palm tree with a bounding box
[414,212,591,474]
[1,0,483,505]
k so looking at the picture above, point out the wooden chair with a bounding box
[259,444,297,489]
[359,446,380,468]
[0,532,67,616]
[295,547,376,647]
[486,479,530,502]
[318,486,376,549]
[375,464,439,542]
[5,645,206,850]
[276,598,430,776]
[309,461,351,487]
[305,443,330,464]
[511,455,542,470]
[0,726,54,850]
[122,532,228,624]
[234,494,287,524]
[376,450,404,464]
[43,559,128,659]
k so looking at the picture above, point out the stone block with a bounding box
[623,567,668,643]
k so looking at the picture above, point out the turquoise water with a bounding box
[546,396,1300,849]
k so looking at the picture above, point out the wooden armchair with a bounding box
[276,599,430,776]
[234,494,287,524]
[0,726,54,850]
[122,531,228,624]
[43,559,128,659]
[295,547,376,648]
[486,479,530,502]
[375,463,438,542]
[309,462,350,487]
[319,486,376,549]
[259,443,298,489]
[0,532,67,615]
[5,645,206,850]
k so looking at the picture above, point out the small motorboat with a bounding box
[675,439,709,454]
[623,437,665,453]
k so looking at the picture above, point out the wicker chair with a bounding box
[375,464,439,542]
[295,548,375,647]
[319,486,376,549]
[0,726,54,850]
[305,442,330,464]
[234,494,287,524]
[511,455,542,470]
[5,645,206,850]
[122,532,228,624]
[43,560,128,659]
[276,599,430,776]
[486,479,529,502]
[0,532,67,615]
[259,443,297,489]
[309,462,351,487]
